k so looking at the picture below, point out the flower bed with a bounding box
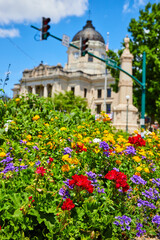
[0,94,159,239]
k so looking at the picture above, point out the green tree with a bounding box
[108,3,160,123]
[52,90,88,113]
[128,2,160,123]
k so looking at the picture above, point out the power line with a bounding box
[7,37,37,64]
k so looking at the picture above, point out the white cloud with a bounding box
[123,0,147,13]
[0,28,20,38]
[123,0,131,13]
[0,0,88,25]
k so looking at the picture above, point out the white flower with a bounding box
[93,138,101,143]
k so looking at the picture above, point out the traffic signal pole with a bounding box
[31,25,146,129]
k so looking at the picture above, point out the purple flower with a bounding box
[33,146,39,150]
[63,147,72,156]
[20,140,27,144]
[142,188,160,200]
[20,165,28,170]
[0,156,13,164]
[136,222,146,237]
[137,199,156,209]
[113,167,119,172]
[125,146,136,155]
[86,171,97,179]
[97,187,105,193]
[59,187,71,199]
[114,215,132,230]
[152,178,160,188]
[35,161,41,166]
[99,141,109,150]
[130,175,147,185]
[152,215,160,226]
[63,179,74,189]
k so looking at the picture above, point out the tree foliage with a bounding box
[108,2,160,123]
[128,2,160,123]
[52,90,88,113]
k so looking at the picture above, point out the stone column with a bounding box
[112,36,138,133]
[43,84,48,97]
[51,83,55,98]
[32,85,36,94]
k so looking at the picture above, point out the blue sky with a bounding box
[0,0,158,98]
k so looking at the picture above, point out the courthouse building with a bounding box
[12,20,118,114]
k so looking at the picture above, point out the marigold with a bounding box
[61,164,70,172]
[144,167,150,173]
[136,166,142,172]
[32,115,40,121]
[133,156,141,163]
[0,152,6,158]
[60,127,66,131]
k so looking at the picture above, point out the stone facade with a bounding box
[12,20,138,132]
[12,20,118,115]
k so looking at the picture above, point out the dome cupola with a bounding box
[72,20,105,44]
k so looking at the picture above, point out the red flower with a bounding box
[69,174,93,193]
[105,170,130,192]
[61,198,75,211]
[32,199,35,203]
[0,225,1,231]
[35,166,46,176]
[128,134,146,147]
[104,170,117,180]
[28,196,32,200]
[48,157,54,165]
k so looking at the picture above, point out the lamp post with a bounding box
[126,95,130,132]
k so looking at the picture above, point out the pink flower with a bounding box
[35,166,46,177]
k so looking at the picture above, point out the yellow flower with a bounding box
[50,118,54,121]
[133,156,141,163]
[60,127,66,131]
[38,135,42,138]
[29,162,34,166]
[44,123,49,127]
[55,116,58,119]
[15,98,20,102]
[134,130,139,135]
[62,154,70,162]
[32,115,40,121]
[26,142,31,146]
[144,167,150,173]
[135,172,141,176]
[147,151,154,156]
[0,152,6,158]
[116,160,121,165]
[136,166,142,172]
[4,104,7,107]
[26,135,32,140]
[71,157,79,165]
[94,147,100,154]
[83,137,90,143]
[61,164,70,172]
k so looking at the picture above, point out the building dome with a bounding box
[72,20,105,44]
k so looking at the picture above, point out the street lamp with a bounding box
[126,95,130,132]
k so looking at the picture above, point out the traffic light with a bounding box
[81,38,89,56]
[41,17,51,40]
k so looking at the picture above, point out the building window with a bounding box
[88,55,93,62]
[106,104,111,113]
[73,52,79,59]
[97,89,102,98]
[107,88,111,98]
[71,87,75,95]
[47,84,52,97]
[96,104,101,114]
[28,86,32,93]
[84,88,87,98]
